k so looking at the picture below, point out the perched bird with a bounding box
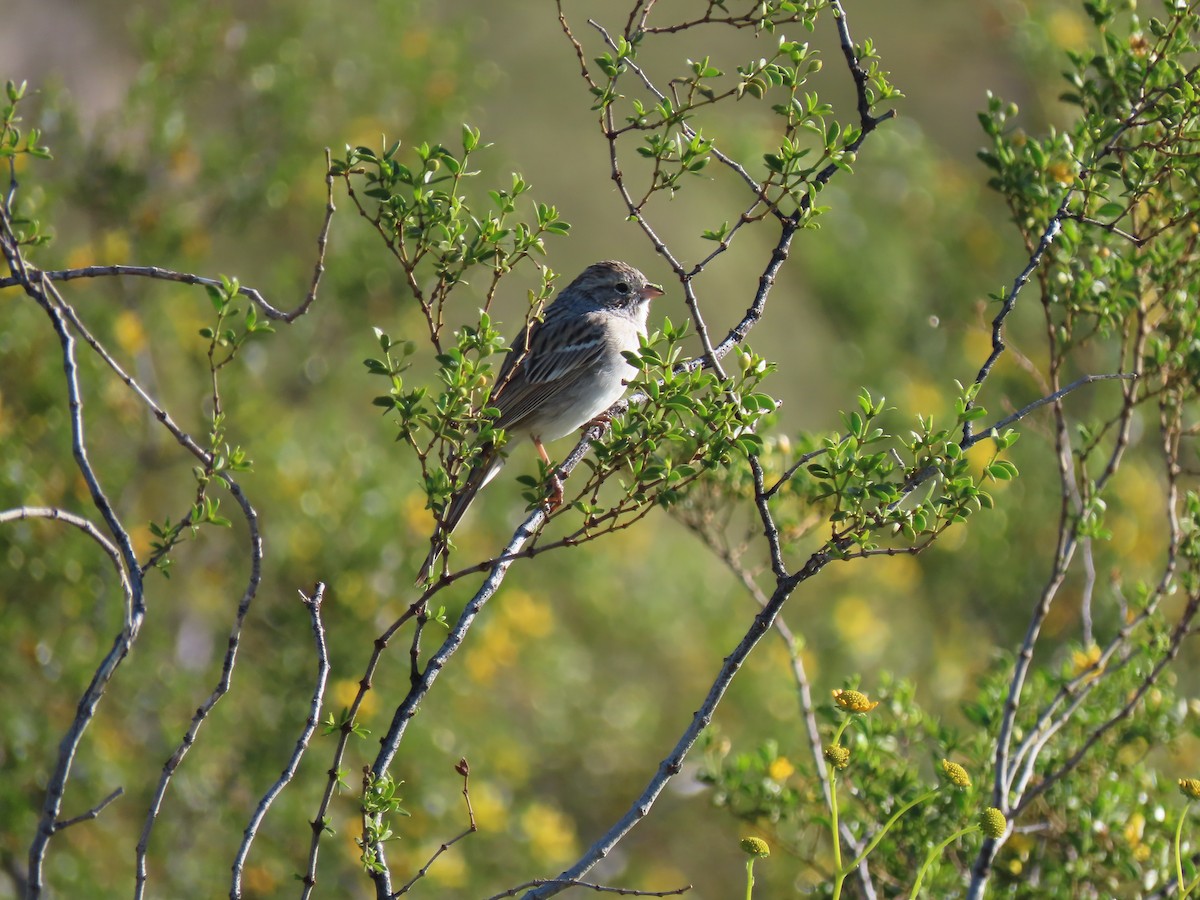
[418,260,664,584]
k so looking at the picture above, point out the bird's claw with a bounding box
[542,473,565,513]
[586,411,614,432]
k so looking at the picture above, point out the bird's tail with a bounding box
[416,448,505,585]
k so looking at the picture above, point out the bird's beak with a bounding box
[641,283,665,301]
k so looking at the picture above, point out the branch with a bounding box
[522,550,827,898]
[134,472,265,900]
[0,148,335,322]
[965,373,1135,448]
[51,788,124,833]
[391,758,478,897]
[1018,589,1200,814]
[301,596,428,900]
[0,507,130,601]
[231,584,329,900]
[2,243,146,897]
[491,879,691,898]
[714,548,878,900]
[961,208,1066,444]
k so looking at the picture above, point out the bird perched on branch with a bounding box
[417,260,664,585]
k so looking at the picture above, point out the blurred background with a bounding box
[0,0,1165,896]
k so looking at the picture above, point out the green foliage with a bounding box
[1,83,52,251]
[3,1,1200,898]
[591,0,899,230]
[333,133,567,342]
[358,772,410,874]
[703,664,1196,897]
[590,321,776,508]
[367,318,510,517]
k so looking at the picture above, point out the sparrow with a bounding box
[417,260,664,584]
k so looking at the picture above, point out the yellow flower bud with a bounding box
[740,836,770,858]
[1179,778,1200,800]
[833,689,879,713]
[940,759,972,788]
[980,807,1007,838]
[824,744,850,769]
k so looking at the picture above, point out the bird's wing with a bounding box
[490,311,608,430]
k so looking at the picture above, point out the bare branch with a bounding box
[490,878,691,898]
[135,473,265,900]
[0,506,130,600]
[391,758,478,897]
[1,221,147,896]
[301,592,428,899]
[51,788,124,833]
[231,584,329,900]
[0,153,333,321]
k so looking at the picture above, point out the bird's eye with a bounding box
[615,281,631,294]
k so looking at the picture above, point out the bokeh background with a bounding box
[1,0,1176,896]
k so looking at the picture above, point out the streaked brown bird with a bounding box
[418,260,664,584]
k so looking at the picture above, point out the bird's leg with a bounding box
[533,437,564,512]
[585,410,614,432]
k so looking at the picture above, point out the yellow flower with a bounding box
[1179,778,1200,800]
[824,745,850,770]
[980,807,1007,838]
[941,759,972,788]
[833,689,879,713]
[740,837,770,858]
[767,756,795,781]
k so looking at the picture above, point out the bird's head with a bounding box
[567,260,664,313]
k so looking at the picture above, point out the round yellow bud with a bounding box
[740,836,770,858]
[824,744,851,769]
[940,759,972,788]
[980,807,1007,838]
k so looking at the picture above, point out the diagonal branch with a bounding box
[523,553,826,899]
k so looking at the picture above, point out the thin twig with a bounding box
[0,153,334,321]
[488,878,691,898]
[302,596,428,899]
[0,507,130,601]
[391,758,478,896]
[1,254,145,898]
[231,584,329,900]
[51,788,124,833]
[134,473,265,900]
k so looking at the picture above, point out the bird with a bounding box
[417,260,664,584]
